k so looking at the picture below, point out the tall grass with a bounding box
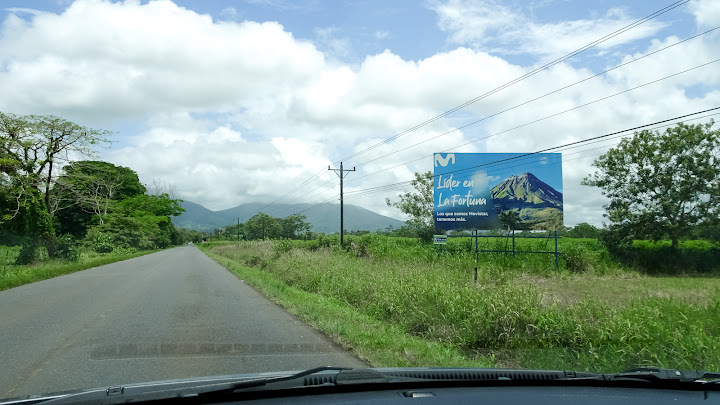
[0,246,159,291]
[208,236,720,372]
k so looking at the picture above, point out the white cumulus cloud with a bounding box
[0,0,717,227]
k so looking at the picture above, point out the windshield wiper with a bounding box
[38,367,354,405]
[597,367,720,384]
[26,367,720,405]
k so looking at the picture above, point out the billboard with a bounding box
[433,153,563,231]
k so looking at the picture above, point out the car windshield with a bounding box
[1,0,719,400]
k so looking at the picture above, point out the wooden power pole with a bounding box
[328,162,355,247]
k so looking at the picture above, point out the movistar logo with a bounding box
[434,153,455,167]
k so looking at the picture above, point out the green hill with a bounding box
[172,201,405,234]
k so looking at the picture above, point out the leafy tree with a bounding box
[111,193,184,249]
[245,212,281,240]
[583,121,720,249]
[85,215,154,252]
[117,193,183,218]
[565,222,602,239]
[386,171,435,241]
[280,214,311,239]
[175,227,205,244]
[223,223,246,240]
[8,187,54,264]
[0,112,111,215]
[54,161,146,237]
[689,219,720,242]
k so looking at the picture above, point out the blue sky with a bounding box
[3,0,696,66]
[0,0,717,225]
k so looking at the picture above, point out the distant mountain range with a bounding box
[490,172,563,229]
[172,200,406,234]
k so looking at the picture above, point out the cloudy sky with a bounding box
[1,0,718,226]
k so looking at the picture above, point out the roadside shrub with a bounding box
[562,244,593,273]
[315,235,332,249]
[275,240,293,254]
[345,237,371,258]
[85,216,155,251]
[15,238,39,265]
[56,234,79,261]
[88,233,114,253]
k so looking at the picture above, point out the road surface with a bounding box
[0,246,365,399]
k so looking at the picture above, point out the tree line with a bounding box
[1,111,197,264]
[213,212,312,241]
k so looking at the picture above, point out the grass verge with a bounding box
[199,244,496,368]
[201,237,720,372]
[0,249,160,292]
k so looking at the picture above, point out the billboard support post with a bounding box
[512,230,515,257]
[433,152,564,269]
[554,231,559,269]
[474,230,479,265]
[447,233,562,269]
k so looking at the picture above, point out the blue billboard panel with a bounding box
[433,153,563,231]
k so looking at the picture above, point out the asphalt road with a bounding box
[0,246,365,399]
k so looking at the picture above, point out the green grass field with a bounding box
[200,235,720,373]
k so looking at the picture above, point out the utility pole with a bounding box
[237,217,240,241]
[328,162,355,247]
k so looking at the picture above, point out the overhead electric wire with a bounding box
[258,104,720,221]
[276,35,714,218]
[234,0,695,223]
[281,109,720,218]
[350,26,719,169]
[282,107,720,218]
[346,60,720,184]
[333,0,690,165]
[334,108,720,200]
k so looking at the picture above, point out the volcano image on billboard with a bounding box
[433,153,563,231]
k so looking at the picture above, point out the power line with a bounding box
[264,106,720,222]
[336,108,719,200]
[350,27,719,169]
[287,22,714,212]
[346,59,720,184]
[334,0,690,165]
[235,1,693,221]
[278,110,719,220]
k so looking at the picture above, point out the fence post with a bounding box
[512,229,515,257]
[554,230,559,269]
[474,230,479,265]
[474,267,478,284]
